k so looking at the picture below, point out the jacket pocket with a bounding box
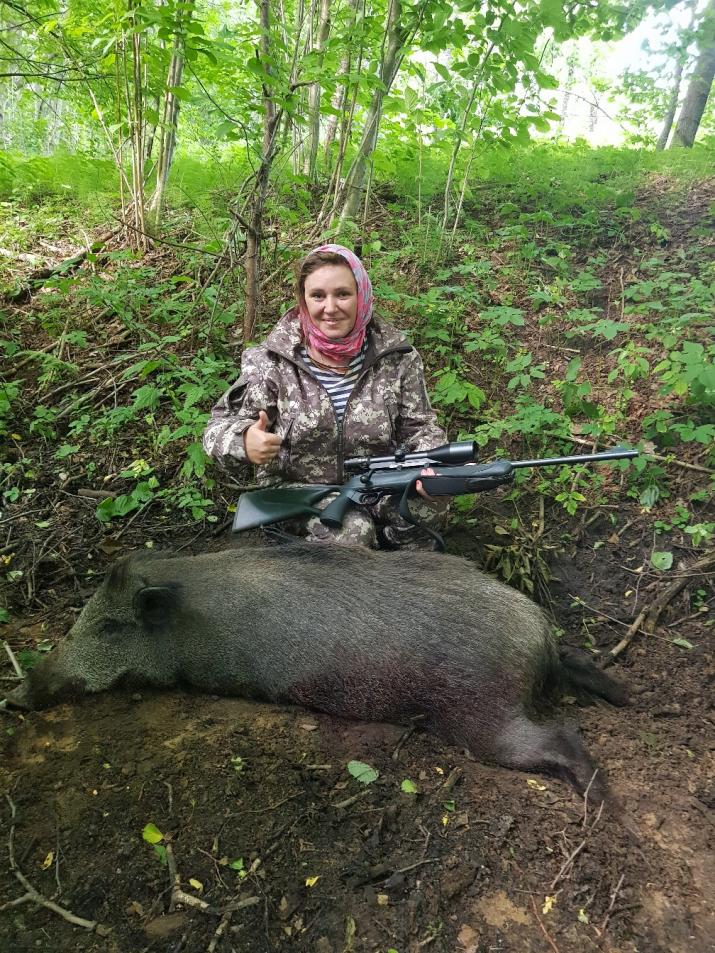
[222,374,250,413]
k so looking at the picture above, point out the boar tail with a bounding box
[558,646,628,706]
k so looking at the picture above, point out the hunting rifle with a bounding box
[232,442,639,548]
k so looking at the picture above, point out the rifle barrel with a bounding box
[511,448,638,469]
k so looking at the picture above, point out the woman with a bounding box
[203,243,448,548]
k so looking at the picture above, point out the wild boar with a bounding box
[5,543,626,799]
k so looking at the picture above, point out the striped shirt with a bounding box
[299,341,367,423]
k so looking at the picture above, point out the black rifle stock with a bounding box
[232,444,639,543]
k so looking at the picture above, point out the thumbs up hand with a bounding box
[244,411,283,465]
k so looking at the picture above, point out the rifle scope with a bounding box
[344,440,477,472]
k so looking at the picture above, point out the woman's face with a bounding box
[303,264,358,340]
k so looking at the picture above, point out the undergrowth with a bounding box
[1,144,713,608]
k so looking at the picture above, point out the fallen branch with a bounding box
[376,857,440,881]
[3,641,24,679]
[163,843,259,918]
[0,247,45,264]
[2,796,112,936]
[332,789,371,810]
[3,229,118,305]
[207,911,233,953]
[77,488,117,501]
[606,550,715,662]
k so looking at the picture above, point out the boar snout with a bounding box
[4,664,88,710]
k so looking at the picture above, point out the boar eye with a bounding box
[100,619,121,637]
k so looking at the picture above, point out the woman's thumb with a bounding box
[255,410,269,430]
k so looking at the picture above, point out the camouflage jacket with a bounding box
[203,311,446,485]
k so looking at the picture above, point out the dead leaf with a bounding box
[100,537,123,556]
[527,779,547,791]
[457,924,478,948]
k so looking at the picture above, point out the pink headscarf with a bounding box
[298,243,373,361]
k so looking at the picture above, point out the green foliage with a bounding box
[4,256,237,527]
[482,519,555,602]
[142,823,167,865]
[654,343,715,407]
[347,761,379,785]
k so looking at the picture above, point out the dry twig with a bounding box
[3,641,24,679]
[207,911,233,953]
[164,842,259,919]
[530,894,561,953]
[550,800,603,892]
[595,873,625,938]
[1,796,112,936]
[607,550,715,661]
[391,714,425,760]
[441,766,463,794]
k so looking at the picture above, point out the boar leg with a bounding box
[491,713,606,800]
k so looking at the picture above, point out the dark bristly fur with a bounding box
[5,543,626,802]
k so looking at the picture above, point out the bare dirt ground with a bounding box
[1,522,713,953]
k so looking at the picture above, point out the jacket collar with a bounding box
[265,309,412,365]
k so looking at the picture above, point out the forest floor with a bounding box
[1,157,714,952]
[1,522,713,953]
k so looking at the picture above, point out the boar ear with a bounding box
[134,584,181,628]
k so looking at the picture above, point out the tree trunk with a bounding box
[441,77,480,236]
[119,14,147,251]
[441,35,497,236]
[129,26,147,249]
[149,2,195,228]
[657,55,686,150]
[671,0,715,148]
[657,3,698,150]
[316,0,365,226]
[303,0,331,181]
[286,0,306,174]
[336,0,406,226]
[261,0,276,158]
[323,0,359,166]
[243,0,281,342]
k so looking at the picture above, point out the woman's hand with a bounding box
[415,467,437,501]
[244,411,282,465]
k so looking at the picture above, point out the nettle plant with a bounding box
[90,348,235,524]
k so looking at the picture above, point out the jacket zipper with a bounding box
[335,345,408,482]
[270,343,410,484]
